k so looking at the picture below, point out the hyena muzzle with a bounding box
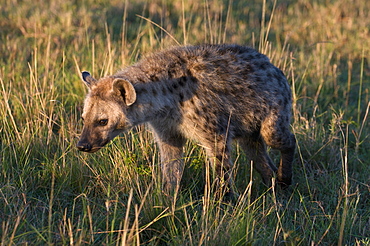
[77,44,296,197]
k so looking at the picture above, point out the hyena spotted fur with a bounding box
[77,44,296,197]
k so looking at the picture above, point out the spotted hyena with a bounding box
[77,44,296,197]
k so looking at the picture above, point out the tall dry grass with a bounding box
[0,0,369,245]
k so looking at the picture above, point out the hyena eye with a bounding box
[98,119,108,126]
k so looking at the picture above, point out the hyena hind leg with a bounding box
[261,117,296,188]
[238,136,277,187]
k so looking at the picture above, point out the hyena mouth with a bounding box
[88,147,103,153]
[77,144,102,153]
[77,140,109,153]
[77,145,103,153]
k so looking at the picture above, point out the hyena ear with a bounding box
[112,78,137,106]
[81,71,97,88]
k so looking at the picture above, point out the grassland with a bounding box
[0,0,369,245]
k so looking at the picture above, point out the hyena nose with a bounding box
[77,142,92,152]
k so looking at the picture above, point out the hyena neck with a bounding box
[115,54,197,126]
[127,82,180,125]
[123,74,194,126]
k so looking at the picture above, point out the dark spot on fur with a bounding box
[245,63,255,73]
[179,92,184,101]
[172,81,179,90]
[259,62,270,70]
[140,88,148,94]
[209,120,217,127]
[204,114,211,123]
[217,117,227,133]
[191,113,199,121]
[255,76,262,83]
[152,88,158,96]
[255,53,266,59]
[185,69,192,76]
[278,119,283,126]
[178,56,187,64]
[190,76,198,84]
[168,69,177,78]
[202,106,208,114]
[162,86,167,95]
[246,54,256,60]
[284,97,289,106]
[250,91,257,99]
[203,50,211,58]
[178,76,186,87]
[250,130,261,140]
[150,74,159,81]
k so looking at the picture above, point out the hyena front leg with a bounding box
[261,113,296,188]
[151,126,186,196]
[277,135,295,187]
[202,135,236,199]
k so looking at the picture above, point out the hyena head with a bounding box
[77,71,136,153]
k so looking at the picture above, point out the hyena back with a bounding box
[77,44,296,196]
